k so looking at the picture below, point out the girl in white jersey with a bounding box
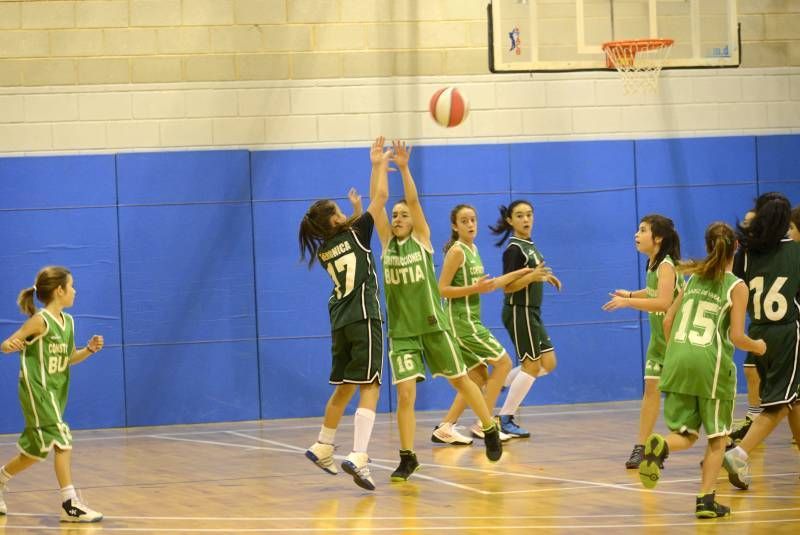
[0,266,104,523]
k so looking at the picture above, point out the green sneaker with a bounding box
[639,433,669,489]
[696,492,731,519]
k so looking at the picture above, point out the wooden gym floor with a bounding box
[0,399,798,533]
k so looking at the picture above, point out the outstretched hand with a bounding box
[473,275,496,294]
[601,293,628,311]
[370,136,394,170]
[348,187,362,210]
[547,274,562,291]
[391,140,412,168]
[2,337,25,352]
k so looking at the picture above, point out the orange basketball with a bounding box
[429,87,470,128]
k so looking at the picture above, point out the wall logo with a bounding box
[509,26,521,55]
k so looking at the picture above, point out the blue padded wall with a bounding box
[2,133,799,431]
[0,155,124,432]
[117,150,259,425]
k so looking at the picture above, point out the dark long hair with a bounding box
[18,266,72,317]
[443,204,476,254]
[680,222,736,282]
[488,200,532,247]
[641,214,681,272]
[298,200,354,268]
[737,192,790,254]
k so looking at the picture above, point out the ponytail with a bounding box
[641,214,681,271]
[298,200,350,268]
[17,266,71,317]
[679,222,736,282]
[489,200,532,247]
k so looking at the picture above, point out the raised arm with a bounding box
[368,136,393,248]
[0,315,46,353]
[392,140,431,249]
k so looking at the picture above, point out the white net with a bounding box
[602,39,674,95]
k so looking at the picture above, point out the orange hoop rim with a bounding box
[602,38,674,53]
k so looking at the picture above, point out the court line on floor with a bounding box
[224,431,489,495]
[7,506,800,522]
[2,517,800,532]
[0,405,644,447]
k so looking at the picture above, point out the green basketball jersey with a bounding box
[504,237,544,308]
[660,273,741,400]
[383,235,448,337]
[737,239,800,327]
[318,214,382,330]
[18,310,75,428]
[445,241,485,336]
[645,255,683,364]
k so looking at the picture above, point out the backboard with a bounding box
[489,0,740,72]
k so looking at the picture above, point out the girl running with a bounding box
[637,222,766,519]
[0,266,104,523]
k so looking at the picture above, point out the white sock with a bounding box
[0,467,12,485]
[60,485,77,502]
[318,425,336,445]
[504,365,521,388]
[353,408,376,453]
[537,368,549,378]
[499,371,535,416]
[732,446,749,461]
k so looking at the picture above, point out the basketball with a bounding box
[429,87,470,128]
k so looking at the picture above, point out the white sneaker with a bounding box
[61,497,102,523]
[722,450,751,490]
[306,442,338,475]
[341,451,375,491]
[431,422,473,445]
[0,482,7,515]
[470,423,512,442]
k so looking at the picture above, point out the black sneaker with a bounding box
[639,433,669,489]
[728,417,753,443]
[390,450,420,482]
[626,444,645,469]
[695,492,731,519]
[483,423,503,462]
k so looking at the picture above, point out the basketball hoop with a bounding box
[602,39,673,95]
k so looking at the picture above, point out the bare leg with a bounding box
[396,380,417,451]
[483,354,513,414]
[322,384,358,429]
[788,405,800,447]
[700,437,726,495]
[740,406,788,454]
[2,454,38,476]
[664,432,697,454]
[54,447,72,489]
[744,367,761,411]
[637,378,661,444]
[448,375,493,427]
[441,367,487,424]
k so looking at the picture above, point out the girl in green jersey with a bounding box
[374,141,503,481]
[637,222,765,519]
[602,214,681,469]
[298,137,391,491]
[432,204,544,445]
[0,266,104,523]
